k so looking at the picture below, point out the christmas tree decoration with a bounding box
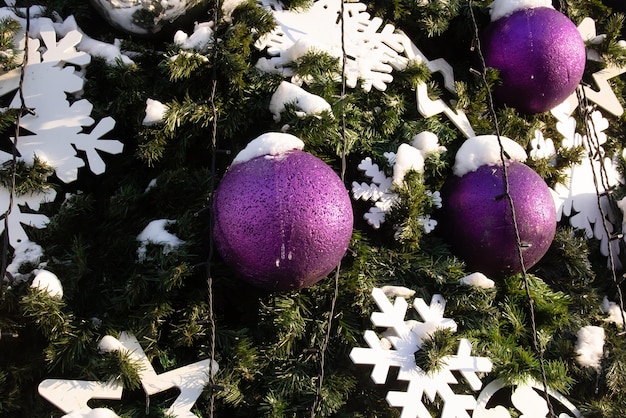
[352,139,443,231]
[474,378,582,417]
[4,1,626,416]
[213,133,353,291]
[255,0,408,92]
[563,17,626,117]
[350,288,493,418]
[38,379,122,418]
[440,136,556,277]
[550,106,623,266]
[40,332,218,418]
[482,0,586,114]
[0,11,124,247]
[89,0,207,35]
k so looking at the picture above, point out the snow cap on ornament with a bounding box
[482,0,586,114]
[440,135,556,277]
[213,133,353,291]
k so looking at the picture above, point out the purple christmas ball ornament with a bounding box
[213,148,353,291]
[482,7,586,114]
[440,161,556,277]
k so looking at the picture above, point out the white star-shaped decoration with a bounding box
[399,35,475,138]
[38,379,123,416]
[118,332,218,418]
[39,332,218,418]
[555,17,626,118]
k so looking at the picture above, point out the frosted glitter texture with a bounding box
[482,7,586,114]
[213,150,353,291]
[440,161,556,277]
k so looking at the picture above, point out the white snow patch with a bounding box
[381,285,415,298]
[411,131,446,155]
[222,0,248,21]
[173,22,214,51]
[142,98,168,126]
[53,16,134,66]
[489,0,553,22]
[453,135,527,177]
[460,272,495,289]
[144,178,158,192]
[281,37,341,64]
[269,81,332,122]
[98,335,124,353]
[136,219,185,262]
[31,270,63,299]
[602,296,626,325]
[231,132,304,165]
[6,240,44,282]
[392,143,424,185]
[575,325,605,370]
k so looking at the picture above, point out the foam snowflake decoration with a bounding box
[39,332,218,418]
[352,147,441,231]
[350,288,492,418]
[549,104,622,267]
[526,17,626,268]
[529,129,556,164]
[351,155,397,228]
[255,0,408,92]
[255,0,475,137]
[474,378,582,418]
[0,10,124,248]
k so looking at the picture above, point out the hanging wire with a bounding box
[0,5,32,293]
[204,1,222,416]
[310,0,349,415]
[467,2,556,416]
[575,87,626,330]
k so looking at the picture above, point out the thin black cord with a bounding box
[467,2,556,416]
[1,6,31,292]
[310,0,348,415]
[576,87,626,330]
[205,2,221,416]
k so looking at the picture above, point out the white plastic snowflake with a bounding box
[529,129,556,164]
[39,332,218,418]
[352,155,397,228]
[350,288,493,418]
[352,150,441,231]
[549,104,622,267]
[0,11,124,247]
[473,378,581,418]
[255,0,408,92]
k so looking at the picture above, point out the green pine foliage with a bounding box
[1,0,626,417]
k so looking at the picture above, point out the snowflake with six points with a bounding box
[350,287,492,418]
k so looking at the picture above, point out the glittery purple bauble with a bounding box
[482,7,586,114]
[213,150,353,291]
[440,161,556,277]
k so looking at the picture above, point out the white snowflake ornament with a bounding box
[550,107,623,267]
[352,141,442,231]
[473,379,581,418]
[0,12,124,251]
[255,0,408,91]
[40,332,218,418]
[350,288,492,418]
